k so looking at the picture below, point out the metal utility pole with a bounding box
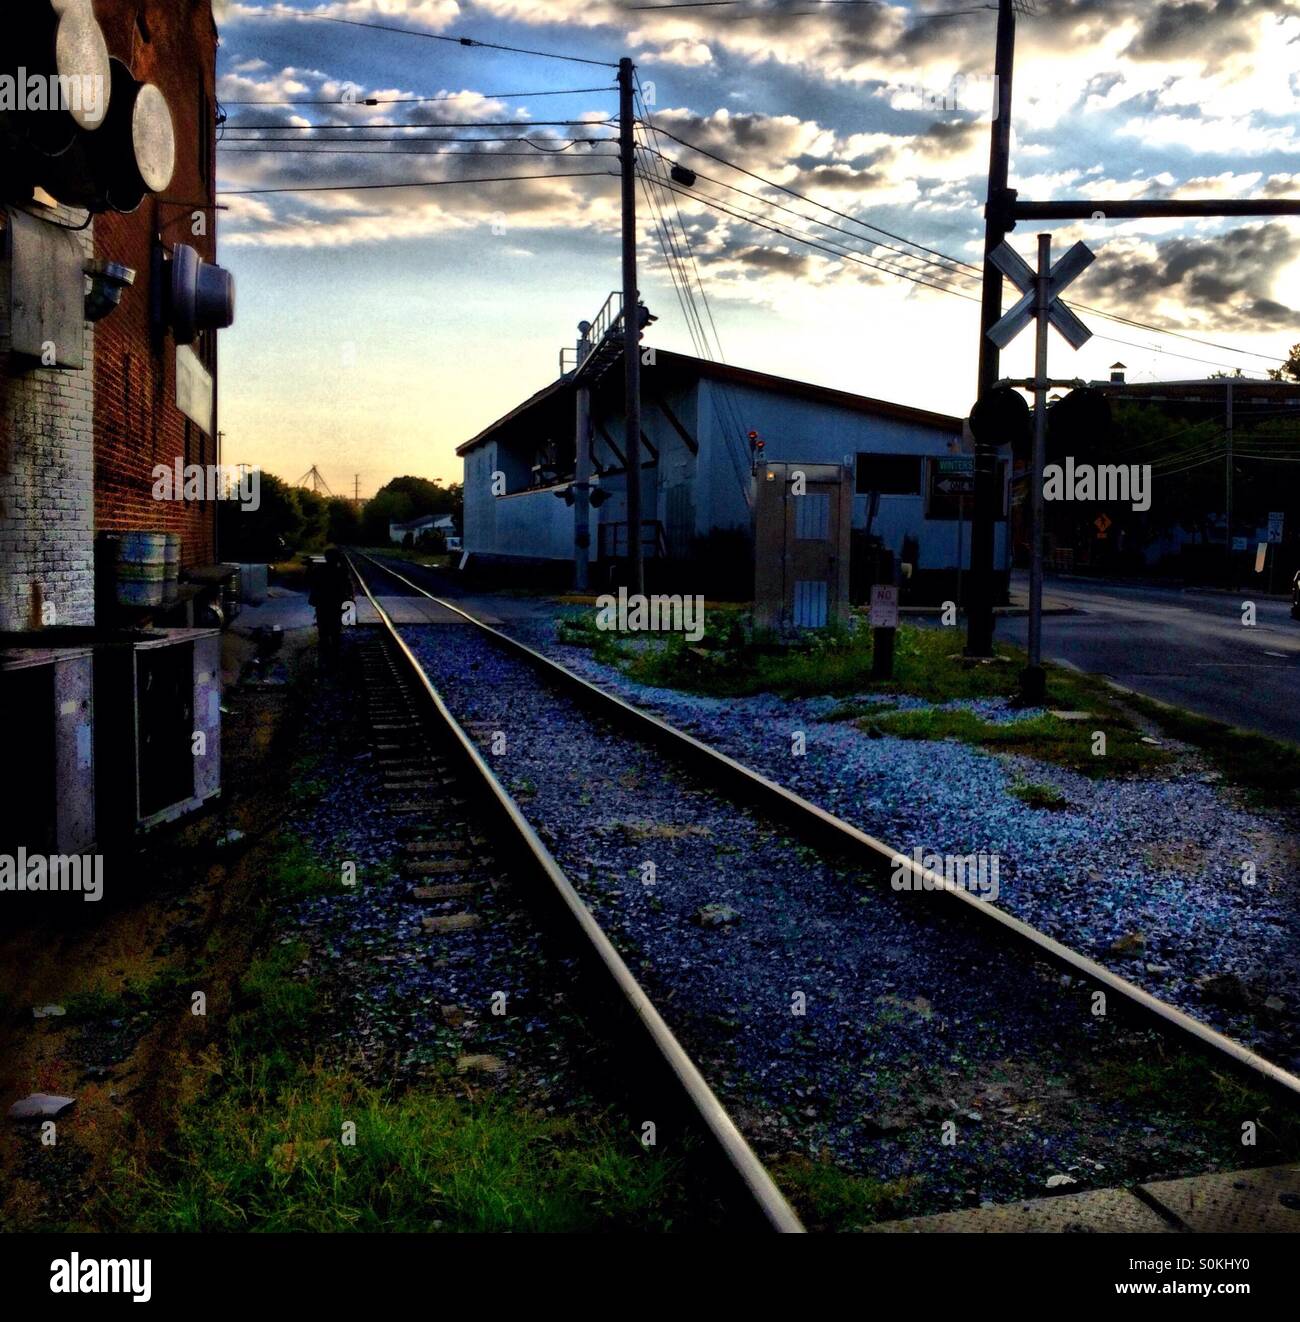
[967,0,1018,657]
[574,322,593,591]
[618,56,644,595]
[1024,233,1051,703]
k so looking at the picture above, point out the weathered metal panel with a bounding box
[7,206,86,368]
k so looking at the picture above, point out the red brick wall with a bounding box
[92,0,220,571]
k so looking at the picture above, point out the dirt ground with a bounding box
[0,628,316,1230]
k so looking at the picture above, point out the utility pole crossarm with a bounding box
[1013,198,1300,223]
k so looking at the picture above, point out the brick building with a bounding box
[92,0,222,577]
[1,0,228,631]
[1,0,233,851]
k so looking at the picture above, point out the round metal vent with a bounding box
[2,0,112,159]
[131,83,175,195]
[54,3,112,133]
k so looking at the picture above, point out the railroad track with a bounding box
[349,549,1300,1226]
[352,551,1300,1108]
[344,553,804,1234]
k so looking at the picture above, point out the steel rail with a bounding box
[345,553,804,1233]
[356,550,1300,1106]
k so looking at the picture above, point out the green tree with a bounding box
[362,475,461,544]
[326,497,363,545]
[1268,342,1300,383]
[297,488,330,551]
[218,471,304,563]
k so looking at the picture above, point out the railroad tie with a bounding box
[410,882,478,901]
[408,858,467,877]
[422,913,481,933]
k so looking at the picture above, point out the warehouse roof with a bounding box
[456,349,962,456]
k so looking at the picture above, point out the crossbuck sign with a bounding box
[987,239,1094,350]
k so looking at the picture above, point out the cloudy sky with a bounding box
[211,0,1300,493]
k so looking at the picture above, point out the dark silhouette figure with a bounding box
[310,549,351,661]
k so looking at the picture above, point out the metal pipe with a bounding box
[1025,233,1050,696]
[1015,198,1300,221]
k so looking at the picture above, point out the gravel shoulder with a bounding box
[492,612,1300,1073]
[402,621,1300,1225]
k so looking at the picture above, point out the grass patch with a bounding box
[113,942,698,1232]
[1009,779,1069,810]
[1086,1046,1300,1155]
[1127,695,1300,809]
[769,1153,918,1231]
[263,832,355,900]
[871,707,1167,778]
[555,612,636,666]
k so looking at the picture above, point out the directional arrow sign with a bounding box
[987,239,1095,351]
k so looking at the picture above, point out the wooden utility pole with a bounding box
[1225,379,1234,572]
[618,57,644,595]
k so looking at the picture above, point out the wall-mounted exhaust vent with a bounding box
[167,243,235,344]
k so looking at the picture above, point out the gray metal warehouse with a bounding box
[458,345,1010,602]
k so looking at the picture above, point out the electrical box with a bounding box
[0,645,95,853]
[753,460,853,631]
[93,628,221,835]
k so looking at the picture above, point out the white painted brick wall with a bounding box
[0,207,95,631]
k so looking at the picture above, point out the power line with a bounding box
[223,87,615,107]
[217,169,618,197]
[220,147,620,158]
[648,120,972,273]
[647,170,986,301]
[647,122,1287,370]
[223,119,613,131]
[635,75,755,504]
[241,10,618,68]
[640,140,977,285]
[220,138,618,156]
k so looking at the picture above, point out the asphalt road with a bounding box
[996,575,1300,744]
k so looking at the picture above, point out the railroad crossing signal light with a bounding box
[748,430,765,456]
[1047,387,1113,455]
[969,386,1031,461]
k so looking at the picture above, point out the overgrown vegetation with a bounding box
[768,1154,917,1232]
[1008,779,1070,810]
[871,707,1165,778]
[1085,1045,1300,1157]
[1127,694,1300,809]
[557,609,1032,700]
[114,943,693,1232]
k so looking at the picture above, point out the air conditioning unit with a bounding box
[0,645,95,854]
[93,629,221,835]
